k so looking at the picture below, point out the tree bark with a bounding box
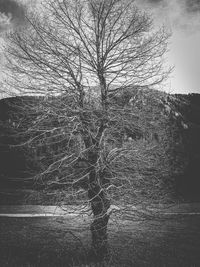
[81,121,110,258]
[88,168,110,258]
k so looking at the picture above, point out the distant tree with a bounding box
[3,0,171,258]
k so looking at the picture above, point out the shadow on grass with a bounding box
[0,217,112,267]
[1,216,200,266]
[0,246,115,267]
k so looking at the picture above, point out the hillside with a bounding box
[171,93,200,200]
[0,88,199,203]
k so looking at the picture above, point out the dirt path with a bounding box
[0,205,90,217]
[1,203,200,217]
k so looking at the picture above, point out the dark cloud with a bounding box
[0,0,25,27]
[147,0,163,4]
[185,0,200,12]
[138,0,164,6]
[0,12,12,32]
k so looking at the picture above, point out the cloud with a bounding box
[145,0,164,4]
[140,0,200,14]
[0,0,26,32]
[185,0,200,13]
[0,12,12,32]
[136,0,164,10]
[135,0,200,94]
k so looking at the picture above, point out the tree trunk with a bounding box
[88,169,110,258]
[90,211,110,257]
[82,125,110,258]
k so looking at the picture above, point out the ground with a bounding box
[0,205,200,266]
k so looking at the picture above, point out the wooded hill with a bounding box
[0,87,199,202]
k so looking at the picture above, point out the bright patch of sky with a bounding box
[0,0,200,95]
[136,0,200,94]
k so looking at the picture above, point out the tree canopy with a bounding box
[3,0,172,257]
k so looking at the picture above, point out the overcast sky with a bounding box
[0,0,200,94]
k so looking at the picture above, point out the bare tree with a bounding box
[3,0,171,258]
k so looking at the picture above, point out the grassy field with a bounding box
[0,212,200,267]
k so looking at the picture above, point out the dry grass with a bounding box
[0,214,200,267]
